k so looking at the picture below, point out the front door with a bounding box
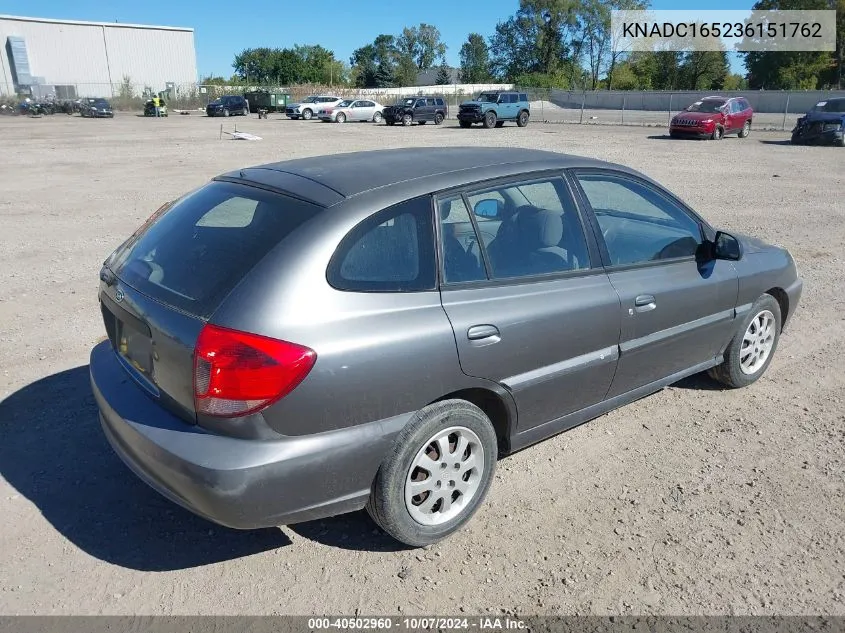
[436,174,621,431]
[570,169,739,397]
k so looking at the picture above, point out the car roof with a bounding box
[218,147,624,208]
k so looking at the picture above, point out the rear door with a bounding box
[570,169,739,398]
[101,181,321,422]
[437,174,621,432]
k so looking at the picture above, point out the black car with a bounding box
[383,96,447,126]
[791,98,845,146]
[206,95,250,117]
[79,98,114,118]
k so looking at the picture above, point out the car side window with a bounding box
[415,99,426,107]
[328,196,436,292]
[468,177,591,279]
[436,98,444,106]
[575,172,703,266]
[519,93,528,102]
[437,196,487,283]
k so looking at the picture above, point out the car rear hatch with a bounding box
[98,180,322,424]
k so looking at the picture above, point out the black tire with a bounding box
[366,399,497,547]
[709,294,782,389]
[434,112,444,125]
[336,112,346,123]
[483,111,497,129]
[223,108,230,117]
[495,121,505,128]
[459,120,471,128]
[302,109,313,120]
[711,125,724,140]
[402,113,413,126]
[516,110,529,127]
[373,111,383,124]
[738,120,750,138]
[838,135,845,148]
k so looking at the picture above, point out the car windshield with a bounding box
[685,100,726,113]
[337,100,353,107]
[812,99,845,113]
[395,98,415,106]
[93,99,109,106]
[477,93,499,102]
[302,96,318,103]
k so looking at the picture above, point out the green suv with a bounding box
[457,91,530,128]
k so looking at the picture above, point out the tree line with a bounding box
[205,0,844,91]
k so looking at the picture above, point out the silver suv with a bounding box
[91,147,802,547]
[284,95,343,120]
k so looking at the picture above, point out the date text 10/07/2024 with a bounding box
[307,617,528,630]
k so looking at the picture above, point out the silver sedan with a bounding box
[318,99,384,123]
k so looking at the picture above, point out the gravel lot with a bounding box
[1,113,843,616]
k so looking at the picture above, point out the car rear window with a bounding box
[108,181,320,318]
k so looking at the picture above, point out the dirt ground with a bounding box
[0,113,843,617]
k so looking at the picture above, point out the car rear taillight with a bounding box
[193,324,316,417]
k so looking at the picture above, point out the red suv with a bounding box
[670,96,753,140]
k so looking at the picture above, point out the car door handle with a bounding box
[467,324,500,340]
[634,294,656,312]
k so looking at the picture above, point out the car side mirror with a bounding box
[474,199,501,219]
[713,231,742,260]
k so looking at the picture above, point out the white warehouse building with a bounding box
[0,14,197,98]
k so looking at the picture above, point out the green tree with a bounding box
[679,50,729,90]
[351,35,399,87]
[743,0,834,89]
[459,33,492,83]
[435,62,452,84]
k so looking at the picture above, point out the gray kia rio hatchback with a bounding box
[91,147,802,547]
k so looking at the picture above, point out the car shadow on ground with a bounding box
[671,372,725,391]
[758,139,793,145]
[1,366,298,571]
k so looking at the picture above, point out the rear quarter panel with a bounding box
[208,195,496,436]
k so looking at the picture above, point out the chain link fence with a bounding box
[3,80,844,130]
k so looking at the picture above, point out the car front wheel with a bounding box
[483,111,497,129]
[302,109,313,120]
[366,399,497,547]
[223,109,230,117]
[711,125,724,140]
[402,113,413,126]
[709,294,782,388]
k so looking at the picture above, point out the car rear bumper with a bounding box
[90,340,408,529]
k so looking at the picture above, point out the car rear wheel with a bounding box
[366,399,497,547]
[242,107,249,116]
[709,294,781,389]
[434,112,444,125]
[711,125,724,140]
[517,110,529,127]
[738,120,751,138]
[336,112,346,123]
[302,109,313,120]
[402,114,413,126]
[373,111,383,123]
[483,111,497,129]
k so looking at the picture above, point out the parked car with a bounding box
[669,96,753,140]
[285,95,343,120]
[317,99,384,123]
[206,95,249,117]
[143,99,168,117]
[383,96,448,126]
[91,147,802,547]
[790,98,845,146]
[457,91,530,128]
[79,98,114,118]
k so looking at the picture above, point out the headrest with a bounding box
[517,208,563,248]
